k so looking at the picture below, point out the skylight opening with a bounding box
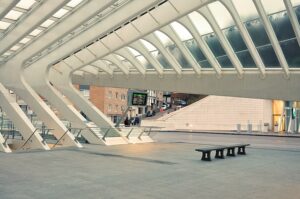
[29,29,43,36]
[292,0,300,6]
[16,0,36,10]
[127,47,140,56]
[170,22,193,41]
[154,31,174,46]
[53,8,69,18]
[232,0,259,22]
[140,39,157,51]
[4,10,23,20]
[0,21,11,30]
[188,12,213,35]
[40,19,55,28]
[19,37,31,44]
[261,0,286,15]
[208,1,235,29]
[66,0,84,8]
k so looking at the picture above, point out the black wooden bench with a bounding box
[195,144,250,161]
[224,144,250,156]
[195,146,226,161]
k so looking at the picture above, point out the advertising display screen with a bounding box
[131,92,147,106]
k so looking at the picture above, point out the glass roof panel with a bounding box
[29,29,43,36]
[4,10,23,20]
[16,0,36,10]
[66,0,84,8]
[127,47,140,56]
[0,21,11,30]
[170,21,193,41]
[261,0,286,15]
[19,37,31,44]
[188,12,213,35]
[208,1,235,29]
[136,55,154,69]
[280,38,300,68]
[270,11,295,41]
[140,39,157,51]
[291,0,300,6]
[167,45,191,68]
[152,51,172,69]
[53,8,69,18]
[232,0,259,22]
[40,19,55,28]
[154,31,173,46]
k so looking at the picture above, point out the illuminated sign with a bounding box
[131,92,147,106]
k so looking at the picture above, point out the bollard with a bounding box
[237,124,241,133]
[247,123,252,134]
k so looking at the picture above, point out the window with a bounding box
[107,91,112,99]
[115,92,119,99]
[121,94,126,100]
[108,104,112,112]
[115,105,119,112]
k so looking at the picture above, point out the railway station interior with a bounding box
[0,0,300,198]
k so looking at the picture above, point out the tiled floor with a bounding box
[0,132,300,199]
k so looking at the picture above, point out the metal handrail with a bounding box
[18,129,38,150]
[52,129,69,149]
[102,128,112,141]
[126,128,134,139]
[137,129,145,140]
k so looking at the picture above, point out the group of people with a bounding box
[124,114,140,127]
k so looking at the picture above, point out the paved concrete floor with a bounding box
[0,132,300,199]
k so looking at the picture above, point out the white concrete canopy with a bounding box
[1,0,300,152]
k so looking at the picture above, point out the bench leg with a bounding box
[238,146,246,155]
[201,151,211,161]
[215,149,225,159]
[226,148,236,156]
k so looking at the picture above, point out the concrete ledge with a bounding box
[161,129,300,138]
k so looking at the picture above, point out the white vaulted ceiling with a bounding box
[1,0,300,100]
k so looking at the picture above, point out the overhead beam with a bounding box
[72,71,300,101]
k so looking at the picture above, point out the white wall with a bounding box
[143,96,273,131]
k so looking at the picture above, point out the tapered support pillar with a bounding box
[11,83,82,148]
[0,133,12,153]
[0,83,49,151]
[49,68,127,145]
[29,81,105,145]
